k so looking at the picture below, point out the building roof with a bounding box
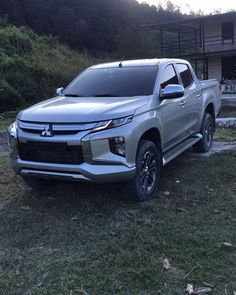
[141,11,236,32]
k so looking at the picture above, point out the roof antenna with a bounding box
[119,57,125,68]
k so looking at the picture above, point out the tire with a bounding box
[193,112,214,153]
[128,140,161,202]
[22,176,51,190]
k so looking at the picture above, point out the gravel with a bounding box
[216,117,236,128]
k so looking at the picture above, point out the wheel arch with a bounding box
[137,127,162,158]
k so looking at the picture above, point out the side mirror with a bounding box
[161,84,185,99]
[56,87,64,96]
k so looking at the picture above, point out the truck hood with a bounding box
[18,96,149,123]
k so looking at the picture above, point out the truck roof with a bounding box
[90,58,188,69]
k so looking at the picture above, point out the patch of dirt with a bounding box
[0,132,9,153]
[184,141,236,158]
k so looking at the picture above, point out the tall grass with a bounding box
[0,18,98,112]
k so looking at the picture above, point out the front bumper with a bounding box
[8,120,140,183]
[10,158,136,183]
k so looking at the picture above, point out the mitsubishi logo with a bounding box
[41,124,54,137]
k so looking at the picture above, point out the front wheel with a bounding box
[128,140,161,202]
[193,112,214,153]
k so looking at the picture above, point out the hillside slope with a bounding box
[0,0,182,54]
[0,18,97,112]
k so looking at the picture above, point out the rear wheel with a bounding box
[128,140,161,202]
[193,112,214,153]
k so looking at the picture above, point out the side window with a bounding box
[177,64,193,88]
[160,64,179,89]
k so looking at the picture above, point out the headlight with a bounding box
[92,116,133,132]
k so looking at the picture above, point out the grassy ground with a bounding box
[214,128,236,142]
[0,116,15,132]
[0,145,235,294]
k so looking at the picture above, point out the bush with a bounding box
[0,79,23,112]
[0,18,98,112]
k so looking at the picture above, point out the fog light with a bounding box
[109,136,126,157]
[7,121,19,158]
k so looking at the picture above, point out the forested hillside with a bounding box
[0,0,186,112]
[0,0,183,56]
[0,18,98,112]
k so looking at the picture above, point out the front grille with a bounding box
[18,141,84,165]
[18,120,97,135]
[20,128,79,135]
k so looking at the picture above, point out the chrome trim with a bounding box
[18,120,97,132]
[20,169,91,182]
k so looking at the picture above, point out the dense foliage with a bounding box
[0,0,182,57]
[0,18,99,112]
[0,0,185,111]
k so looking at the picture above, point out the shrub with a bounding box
[0,79,23,112]
[0,18,98,112]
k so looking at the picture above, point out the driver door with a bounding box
[158,64,187,151]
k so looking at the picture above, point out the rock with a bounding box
[164,191,171,197]
[163,258,171,270]
[71,216,80,221]
[186,284,194,294]
[216,118,236,128]
[195,287,213,294]
[20,206,31,211]
[218,242,234,249]
[176,207,187,213]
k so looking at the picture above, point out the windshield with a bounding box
[64,66,158,97]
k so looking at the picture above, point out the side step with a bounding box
[163,134,202,166]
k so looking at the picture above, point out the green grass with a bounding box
[215,128,236,142]
[0,147,235,294]
[0,115,15,131]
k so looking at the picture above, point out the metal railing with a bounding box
[161,33,236,57]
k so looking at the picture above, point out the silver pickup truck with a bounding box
[8,59,221,201]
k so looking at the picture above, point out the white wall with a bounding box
[208,56,222,81]
[204,14,236,52]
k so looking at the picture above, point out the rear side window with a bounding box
[177,64,193,88]
[161,64,179,89]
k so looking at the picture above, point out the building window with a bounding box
[160,64,179,89]
[222,22,234,44]
[176,64,193,88]
[222,56,236,80]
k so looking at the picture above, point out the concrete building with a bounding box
[146,12,236,92]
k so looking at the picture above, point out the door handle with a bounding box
[180,100,186,107]
[196,94,201,99]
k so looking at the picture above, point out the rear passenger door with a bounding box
[175,63,202,136]
[159,64,188,150]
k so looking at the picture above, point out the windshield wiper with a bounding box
[64,94,86,97]
[93,93,118,97]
